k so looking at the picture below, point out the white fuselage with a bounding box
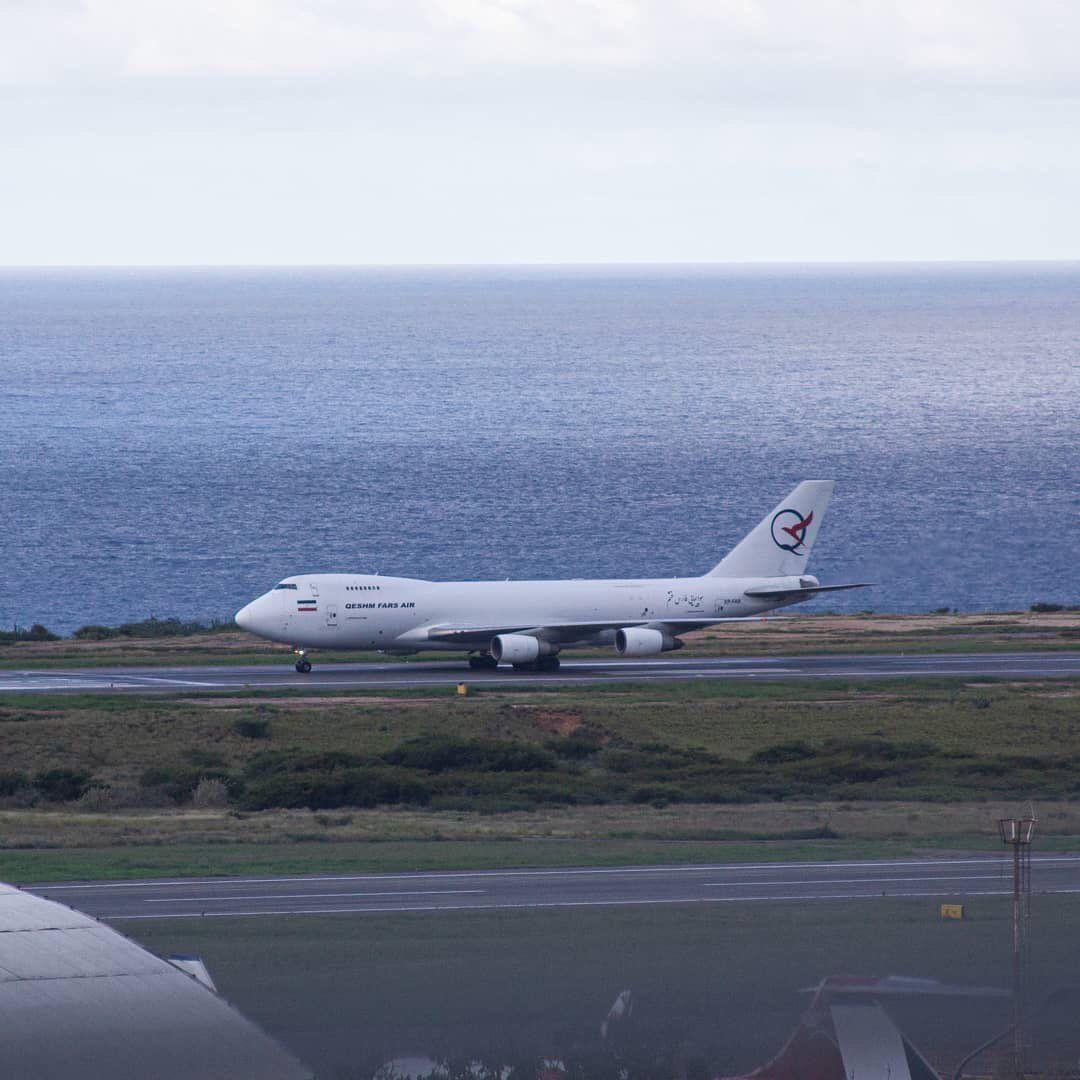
[233,480,862,664]
[236,573,807,653]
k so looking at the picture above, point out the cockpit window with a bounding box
[273,583,298,590]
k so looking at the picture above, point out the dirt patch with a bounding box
[780,696,894,706]
[961,682,1079,696]
[514,707,586,736]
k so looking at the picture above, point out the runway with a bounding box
[1,650,1078,694]
[29,855,1080,920]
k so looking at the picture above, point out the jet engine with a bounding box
[614,627,682,657]
[490,634,556,663]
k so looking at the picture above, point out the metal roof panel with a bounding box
[0,886,311,1079]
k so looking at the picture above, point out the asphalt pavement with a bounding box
[29,854,1080,920]
[1,650,1078,694]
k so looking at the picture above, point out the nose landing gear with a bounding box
[294,650,312,674]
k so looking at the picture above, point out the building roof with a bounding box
[0,883,312,1080]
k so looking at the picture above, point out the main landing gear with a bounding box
[294,650,312,674]
[513,655,561,673]
[467,652,561,672]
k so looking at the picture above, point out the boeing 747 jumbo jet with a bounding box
[235,480,870,673]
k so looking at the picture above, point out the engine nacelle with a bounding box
[490,634,555,663]
[615,627,682,657]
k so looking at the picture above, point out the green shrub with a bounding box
[631,784,684,806]
[240,748,431,810]
[185,748,227,767]
[173,726,1080,814]
[0,624,60,643]
[751,741,816,764]
[109,617,197,638]
[73,616,238,640]
[243,768,431,810]
[141,765,237,803]
[1030,602,1065,613]
[0,771,30,797]
[34,768,92,802]
[818,737,936,761]
[383,736,556,773]
[245,750,368,778]
[234,717,272,739]
[696,785,757,804]
[545,733,605,759]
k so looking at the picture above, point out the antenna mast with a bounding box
[998,805,1037,1080]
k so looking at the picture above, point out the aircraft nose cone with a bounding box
[235,602,255,631]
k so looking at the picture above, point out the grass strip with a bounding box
[10,833,1080,885]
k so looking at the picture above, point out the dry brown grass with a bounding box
[180,696,444,709]
[0,629,291,663]
[1,610,1077,668]
[683,609,1080,655]
[3,798,1080,851]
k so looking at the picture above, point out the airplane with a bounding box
[234,480,870,673]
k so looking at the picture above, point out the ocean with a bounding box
[2,264,1077,635]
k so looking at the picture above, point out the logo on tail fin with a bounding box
[771,508,813,554]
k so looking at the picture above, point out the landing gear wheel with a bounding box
[295,659,312,674]
[511,656,561,673]
[469,653,499,670]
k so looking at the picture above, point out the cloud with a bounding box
[0,0,1076,88]
[1,0,1076,264]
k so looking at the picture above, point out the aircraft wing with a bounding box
[424,616,764,645]
[742,582,874,599]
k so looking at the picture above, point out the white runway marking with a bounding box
[1,672,221,689]
[702,874,1005,887]
[33,854,1080,890]
[0,681,108,690]
[144,888,486,903]
[102,887,1040,921]
[122,675,224,687]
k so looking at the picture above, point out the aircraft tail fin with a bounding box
[708,480,835,578]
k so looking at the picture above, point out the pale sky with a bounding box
[2,0,1077,264]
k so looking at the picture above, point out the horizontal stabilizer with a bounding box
[743,582,873,599]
